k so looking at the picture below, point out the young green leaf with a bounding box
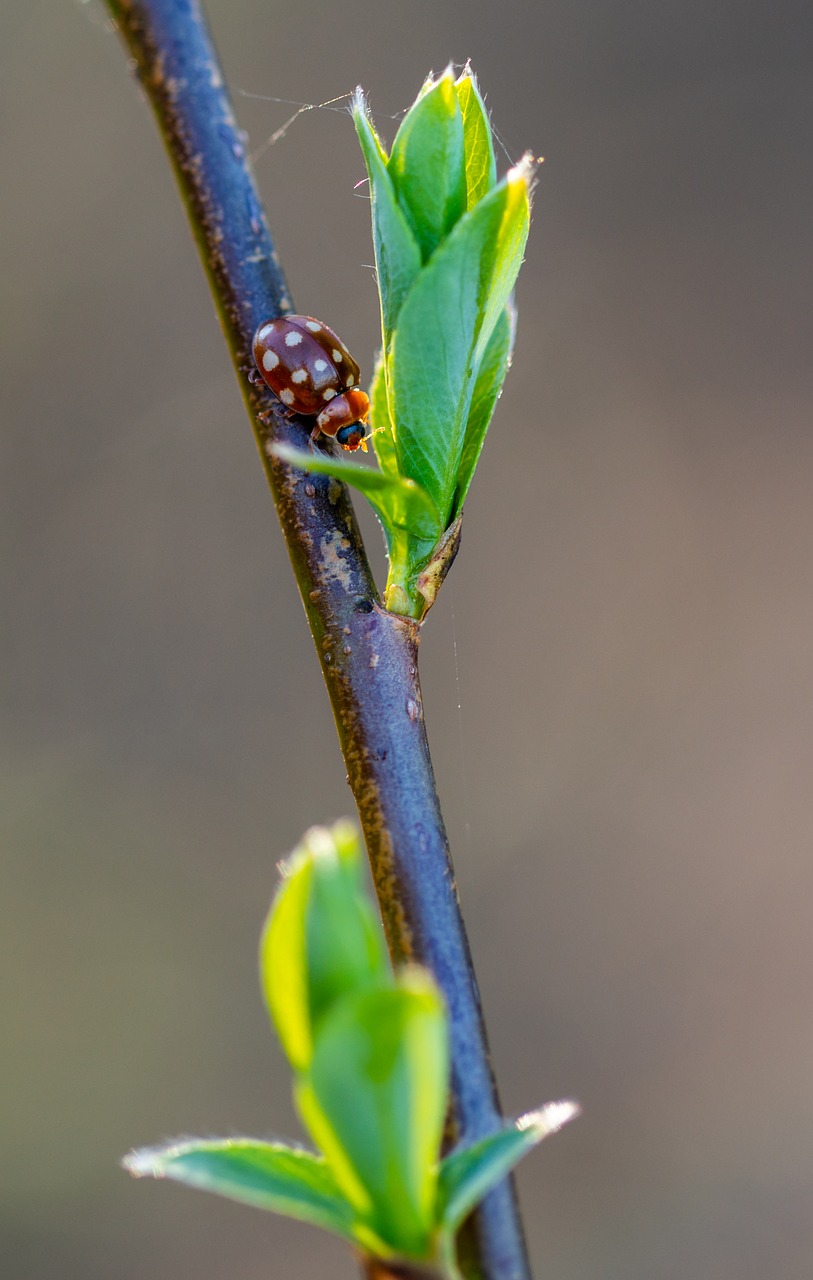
[124,1139,357,1242]
[260,822,389,1073]
[295,971,448,1258]
[452,303,515,519]
[348,76,533,617]
[272,443,441,545]
[437,1102,580,1238]
[473,155,533,369]
[388,71,467,262]
[454,71,497,210]
[369,351,399,478]
[353,96,422,344]
[387,164,531,524]
[304,826,389,1031]
[261,849,312,1070]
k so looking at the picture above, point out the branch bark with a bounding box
[105,3,531,1277]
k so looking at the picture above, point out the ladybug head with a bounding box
[336,422,368,451]
[316,388,371,451]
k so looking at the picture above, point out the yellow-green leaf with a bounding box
[455,70,496,209]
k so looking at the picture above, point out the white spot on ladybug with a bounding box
[285,331,303,347]
[314,359,328,372]
[305,320,321,332]
[291,369,308,384]
[257,324,273,342]
[332,349,343,362]
[279,388,295,405]
[322,388,337,401]
[262,349,280,371]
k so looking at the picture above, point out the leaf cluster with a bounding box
[275,69,533,619]
[125,822,577,1276]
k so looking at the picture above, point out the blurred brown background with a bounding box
[3,1,812,1277]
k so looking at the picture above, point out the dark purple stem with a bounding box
[104,3,531,1277]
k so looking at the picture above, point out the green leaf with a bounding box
[388,71,467,262]
[304,825,389,1033]
[124,1139,357,1242]
[387,163,531,525]
[261,849,312,1070]
[452,303,515,519]
[260,823,389,1073]
[272,443,441,545]
[455,71,497,209]
[474,155,533,369]
[437,1101,580,1237]
[369,350,399,478]
[296,971,449,1258]
[354,94,422,344]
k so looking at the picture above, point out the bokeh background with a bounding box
[3,1,812,1277]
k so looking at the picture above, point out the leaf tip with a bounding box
[122,1144,166,1179]
[517,1099,581,1138]
[454,60,484,98]
[507,151,538,197]
[351,85,368,121]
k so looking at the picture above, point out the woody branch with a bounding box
[104,2,531,1277]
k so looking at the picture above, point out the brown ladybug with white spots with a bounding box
[252,315,370,451]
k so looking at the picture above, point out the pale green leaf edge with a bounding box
[369,350,399,478]
[353,94,422,345]
[452,302,515,519]
[473,154,533,370]
[455,70,497,209]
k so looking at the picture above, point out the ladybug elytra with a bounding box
[252,315,370,451]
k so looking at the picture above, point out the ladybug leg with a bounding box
[257,404,299,428]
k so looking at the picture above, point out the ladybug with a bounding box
[252,315,370,451]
